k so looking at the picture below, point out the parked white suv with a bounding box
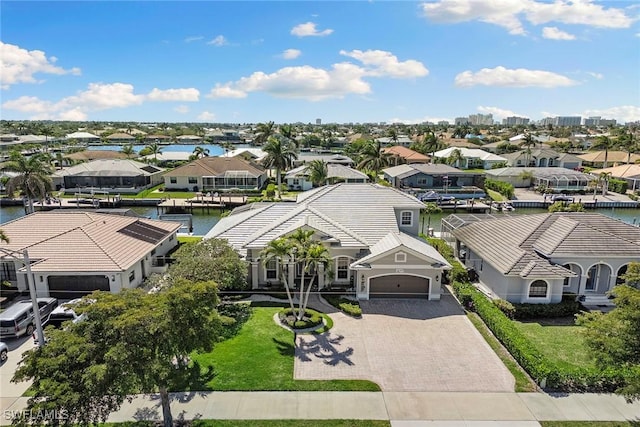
[33,299,89,345]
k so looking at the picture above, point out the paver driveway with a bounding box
[294,294,515,392]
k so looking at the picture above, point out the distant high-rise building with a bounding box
[600,119,617,126]
[502,116,530,125]
[469,113,493,126]
[454,117,470,125]
[316,118,322,125]
[554,116,582,127]
[437,120,450,126]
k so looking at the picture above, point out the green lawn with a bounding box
[109,421,390,427]
[192,305,380,391]
[467,313,537,392]
[486,188,507,201]
[177,236,204,244]
[513,319,595,370]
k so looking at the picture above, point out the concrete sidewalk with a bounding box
[3,391,639,425]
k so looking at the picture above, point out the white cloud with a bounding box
[421,0,633,35]
[197,111,216,121]
[542,26,576,40]
[281,49,302,60]
[207,35,228,46]
[586,71,604,79]
[185,36,204,43]
[0,42,81,89]
[174,105,190,114]
[58,107,87,121]
[1,96,53,113]
[61,82,144,110]
[147,88,200,102]
[290,22,334,37]
[208,63,370,101]
[581,106,640,124]
[477,105,527,120]
[455,66,578,88]
[340,49,429,78]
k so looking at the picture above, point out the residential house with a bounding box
[383,163,484,193]
[52,159,165,192]
[145,134,173,144]
[176,135,203,144]
[205,183,451,300]
[65,132,101,144]
[163,156,267,191]
[285,164,368,190]
[590,164,640,192]
[0,212,180,298]
[442,212,640,304]
[221,148,268,163]
[578,151,640,168]
[293,154,354,167]
[106,133,136,144]
[433,147,507,170]
[65,150,129,163]
[375,135,414,147]
[485,167,591,190]
[382,146,430,164]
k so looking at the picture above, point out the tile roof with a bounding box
[590,164,640,179]
[285,164,368,180]
[53,159,164,177]
[578,151,640,163]
[451,213,640,279]
[163,156,265,178]
[434,147,507,162]
[351,232,451,268]
[0,212,180,272]
[382,146,430,163]
[65,150,128,161]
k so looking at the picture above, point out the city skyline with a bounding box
[1,1,639,124]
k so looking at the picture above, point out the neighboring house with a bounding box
[0,134,21,147]
[0,212,180,298]
[205,183,451,300]
[375,136,414,147]
[176,135,203,144]
[382,146,430,164]
[65,150,129,163]
[145,134,173,144]
[221,148,268,163]
[294,154,354,167]
[578,151,640,167]
[65,132,101,143]
[163,156,267,191]
[52,159,164,192]
[433,147,507,170]
[590,164,640,192]
[486,167,591,190]
[503,148,563,168]
[442,212,640,304]
[383,163,483,191]
[141,152,193,163]
[106,133,136,144]
[556,153,584,170]
[284,164,368,191]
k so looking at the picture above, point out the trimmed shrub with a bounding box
[485,179,515,199]
[608,178,628,194]
[493,298,516,319]
[278,308,323,329]
[512,297,584,320]
[323,294,362,317]
[451,281,627,392]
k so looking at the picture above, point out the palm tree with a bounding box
[40,124,53,154]
[598,172,612,196]
[617,129,638,164]
[592,135,615,168]
[298,242,331,319]
[254,121,275,146]
[386,127,399,145]
[307,160,328,187]
[520,132,535,167]
[121,144,135,159]
[260,238,296,313]
[146,142,163,163]
[423,203,442,235]
[357,140,392,178]
[279,124,296,145]
[288,229,314,320]
[262,136,298,198]
[192,146,210,159]
[220,142,234,157]
[447,148,464,168]
[4,152,53,214]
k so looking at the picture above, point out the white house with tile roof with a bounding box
[205,183,450,300]
[0,212,180,298]
[442,213,640,304]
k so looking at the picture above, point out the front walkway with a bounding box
[294,295,514,392]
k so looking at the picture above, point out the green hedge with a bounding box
[609,178,628,194]
[451,282,626,392]
[485,179,515,199]
[425,237,469,283]
[512,295,584,320]
[322,295,362,317]
[278,308,323,329]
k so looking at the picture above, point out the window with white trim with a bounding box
[266,259,278,280]
[336,257,349,280]
[170,177,177,184]
[528,280,548,298]
[395,252,407,263]
[400,211,413,226]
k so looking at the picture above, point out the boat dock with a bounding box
[157,194,248,214]
[439,201,490,213]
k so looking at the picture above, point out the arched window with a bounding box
[616,264,629,285]
[529,280,548,298]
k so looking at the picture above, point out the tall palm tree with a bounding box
[357,140,392,178]
[447,148,464,168]
[146,142,163,163]
[521,132,536,167]
[288,229,314,320]
[307,160,328,187]
[298,242,331,319]
[192,146,210,159]
[617,129,638,165]
[279,124,295,143]
[598,172,612,196]
[386,127,399,145]
[4,152,53,214]
[260,238,296,313]
[121,144,135,159]
[254,121,275,146]
[40,124,53,154]
[592,135,615,168]
[262,136,298,198]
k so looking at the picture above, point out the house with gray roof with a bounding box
[442,213,640,304]
[205,183,451,300]
[383,163,484,192]
[485,167,591,190]
[0,212,180,298]
[52,159,165,193]
[433,147,507,170]
[284,164,368,191]
[502,148,584,169]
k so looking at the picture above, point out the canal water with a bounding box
[1,205,638,237]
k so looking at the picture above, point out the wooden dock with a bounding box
[157,195,248,214]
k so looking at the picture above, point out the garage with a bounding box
[48,275,110,299]
[369,275,430,298]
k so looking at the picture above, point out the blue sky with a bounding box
[1,1,639,124]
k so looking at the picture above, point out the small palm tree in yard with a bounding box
[192,146,210,159]
[447,148,464,168]
[4,152,53,214]
[261,238,296,314]
[121,144,135,159]
[307,159,328,187]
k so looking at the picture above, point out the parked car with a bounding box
[0,341,7,363]
[551,194,574,202]
[33,298,91,345]
[0,298,58,339]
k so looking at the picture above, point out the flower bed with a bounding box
[278,308,323,330]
